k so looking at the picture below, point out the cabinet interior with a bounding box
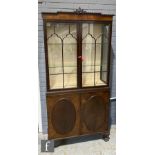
[46,22,110,90]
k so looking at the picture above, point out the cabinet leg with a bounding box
[102,134,110,142]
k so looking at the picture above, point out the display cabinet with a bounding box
[42,11,113,143]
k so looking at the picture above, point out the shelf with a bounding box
[49,71,107,76]
[47,43,108,45]
[83,71,107,73]
[49,65,106,68]
[49,66,77,68]
[49,73,77,75]
[82,43,102,44]
[48,43,77,45]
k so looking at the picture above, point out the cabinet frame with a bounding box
[42,12,113,142]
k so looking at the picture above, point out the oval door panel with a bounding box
[81,95,105,132]
[51,98,76,134]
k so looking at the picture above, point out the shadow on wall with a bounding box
[109,46,116,125]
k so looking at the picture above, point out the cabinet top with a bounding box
[42,12,114,22]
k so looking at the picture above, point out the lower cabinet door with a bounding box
[80,91,110,135]
[47,93,80,139]
[47,90,110,139]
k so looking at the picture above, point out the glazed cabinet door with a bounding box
[47,93,80,139]
[45,22,111,90]
[82,23,111,87]
[45,22,78,90]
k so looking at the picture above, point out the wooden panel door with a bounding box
[47,93,80,139]
[80,90,110,135]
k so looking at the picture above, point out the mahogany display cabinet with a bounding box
[42,11,113,143]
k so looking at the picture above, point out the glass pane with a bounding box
[100,72,107,84]
[82,23,110,87]
[64,74,77,88]
[49,67,62,75]
[95,72,107,86]
[82,24,95,87]
[82,73,94,87]
[100,24,110,84]
[70,24,77,39]
[64,35,77,71]
[64,33,77,88]
[48,43,62,68]
[95,43,107,86]
[46,23,54,38]
[46,22,77,89]
[55,23,69,38]
[95,44,102,71]
[82,41,95,72]
[49,74,63,89]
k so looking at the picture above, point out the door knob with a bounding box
[78,56,85,61]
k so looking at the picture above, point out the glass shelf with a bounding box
[49,65,106,68]
[48,43,77,45]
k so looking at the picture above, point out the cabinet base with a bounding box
[53,133,110,148]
